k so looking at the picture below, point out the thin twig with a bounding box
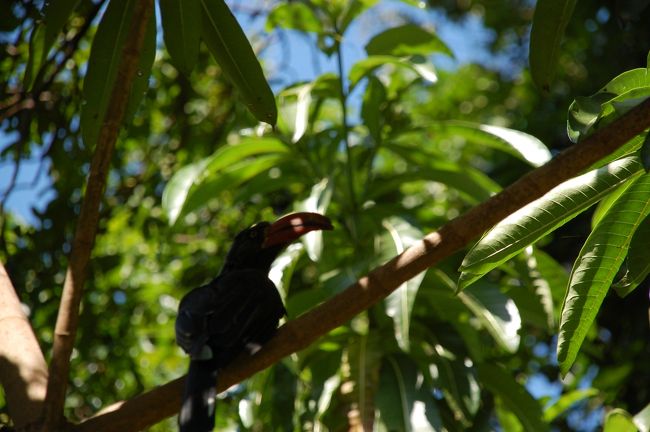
[73,97,650,432]
[42,1,154,430]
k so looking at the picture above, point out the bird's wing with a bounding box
[206,270,285,338]
[176,271,285,363]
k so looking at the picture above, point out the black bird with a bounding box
[175,212,333,432]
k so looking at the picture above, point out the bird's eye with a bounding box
[249,230,258,239]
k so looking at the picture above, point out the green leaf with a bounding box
[510,247,555,330]
[298,178,333,261]
[558,173,650,375]
[160,0,200,76]
[268,243,304,302]
[428,344,480,424]
[380,143,501,203]
[24,0,80,89]
[280,74,339,142]
[429,121,552,167]
[361,76,386,143]
[201,0,277,125]
[337,0,378,35]
[382,217,425,352]
[459,282,521,353]
[612,215,650,297]
[347,333,382,429]
[478,363,549,432]
[266,2,323,33]
[604,409,638,432]
[365,24,453,57]
[162,137,289,224]
[634,402,650,432]
[568,68,650,142]
[543,388,598,422]
[376,355,417,432]
[161,158,210,226]
[529,0,578,91]
[81,0,155,148]
[459,156,643,290]
[349,55,437,89]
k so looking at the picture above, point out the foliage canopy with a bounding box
[1,0,650,431]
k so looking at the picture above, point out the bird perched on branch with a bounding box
[175,212,333,432]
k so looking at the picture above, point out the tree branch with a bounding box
[43,1,154,429]
[73,97,650,432]
[0,263,48,429]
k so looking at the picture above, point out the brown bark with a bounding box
[73,98,650,432]
[0,263,48,429]
[43,1,154,430]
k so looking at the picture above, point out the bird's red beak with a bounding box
[263,212,333,248]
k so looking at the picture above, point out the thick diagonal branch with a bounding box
[74,97,650,432]
[43,1,154,429]
[0,263,48,429]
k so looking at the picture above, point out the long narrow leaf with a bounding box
[459,282,521,353]
[81,0,155,147]
[376,355,417,432]
[612,215,650,297]
[163,138,289,224]
[160,0,200,75]
[529,0,578,91]
[201,0,277,125]
[478,363,549,432]
[459,156,643,290]
[383,217,425,352]
[24,0,80,89]
[428,121,552,167]
[365,24,453,57]
[558,173,650,375]
[349,55,437,90]
[543,388,598,422]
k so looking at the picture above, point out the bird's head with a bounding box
[222,212,333,273]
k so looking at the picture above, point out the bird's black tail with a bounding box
[179,360,218,432]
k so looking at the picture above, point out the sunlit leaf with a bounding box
[298,178,333,261]
[478,363,549,432]
[201,0,277,125]
[160,0,200,76]
[612,215,650,297]
[509,247,555,329]
[279,74,339,142]
[604,409,637,432]
[162,158,210,225]
[558,173,650,376]
[266,2,323,33]
[382,217,425,352]
[459,156,643,290]
[568,68,650,142]
[365,24,453,57]
[428,121,552,167]
[349,55,437,89]
[634,402,650,432]
[379,143,501,202]
[338,0,378,34]
[529,0,578,91]
[543,388,598,422]
[163,138,289,224]
[459,282,521,353]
